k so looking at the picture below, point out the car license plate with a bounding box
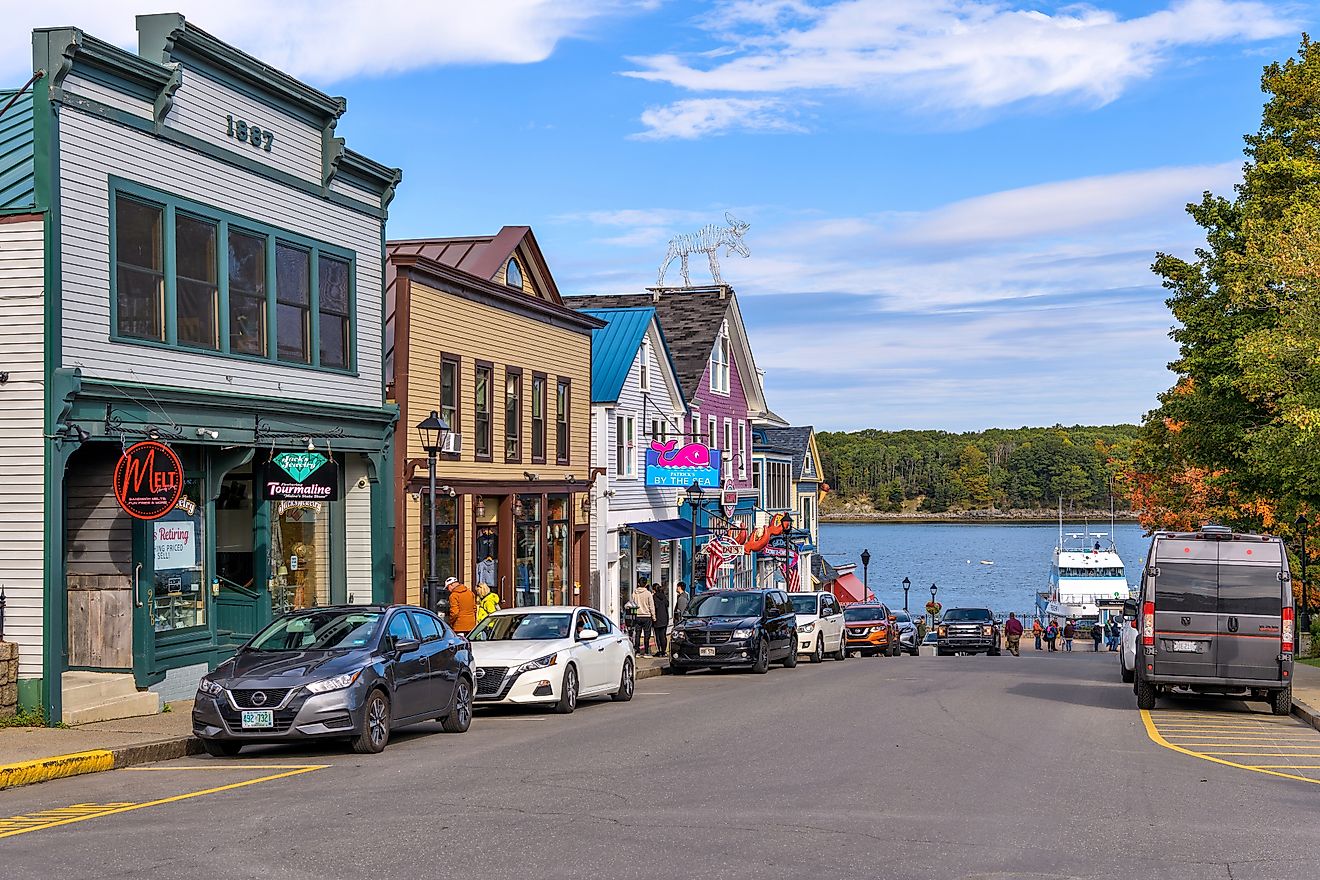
[241,710,274,729]
[1172,640,1199,653]
[699,647,716,657]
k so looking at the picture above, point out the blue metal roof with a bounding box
[580,307,656,404]
[0,88,35,211]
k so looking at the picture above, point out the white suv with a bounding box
[789,592,847,663]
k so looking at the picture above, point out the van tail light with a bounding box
[1142,601,1155,648]
[1282,606,1294,652]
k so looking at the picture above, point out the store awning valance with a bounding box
[627,518,710,542]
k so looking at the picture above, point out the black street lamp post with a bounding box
[1296,513,1310,636]
[930,582,938,628]
[860,549,871,591]
[902,576,910,613]
[416,411,450,615]
[687,481,706,595]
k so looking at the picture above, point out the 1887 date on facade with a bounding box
[225,115,275,152]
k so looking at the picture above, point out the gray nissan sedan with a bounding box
[192,605,474,755]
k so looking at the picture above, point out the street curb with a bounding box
[1292,696,1320,733]
[0,736,201,792]
[637,665,665,680]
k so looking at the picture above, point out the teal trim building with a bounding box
[0,14,400,722]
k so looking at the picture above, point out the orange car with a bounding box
[843,603,900,657]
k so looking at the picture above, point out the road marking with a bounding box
[0,765,326,840]
[1141,709,1320,785]
[125,765,321,771]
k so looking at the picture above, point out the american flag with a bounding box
[786,551,800,591]
[705,539,733,586]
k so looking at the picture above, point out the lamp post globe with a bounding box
[861,549,871,589]
[902,576,910,612]
[415,411,450,614]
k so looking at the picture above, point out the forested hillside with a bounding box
[818,425,1141,514]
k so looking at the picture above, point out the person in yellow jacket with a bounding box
[475,582,501,623]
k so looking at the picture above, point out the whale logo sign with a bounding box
[645,440,721,488]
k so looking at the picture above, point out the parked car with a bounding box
[790,591,847,662]
[670,589,798,674]
[892,610,920,656]
[193,605,474,756]
[843,603,901,657]
[467,606,635,714]
[935,608,1001,655]
[1131,525,1294,714]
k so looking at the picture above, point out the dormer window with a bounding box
[505,258,523,290]
[710,321,730,394]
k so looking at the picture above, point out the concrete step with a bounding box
[61,672,160,726]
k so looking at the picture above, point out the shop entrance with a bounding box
[214,463,260,646]
[269,500,330,614]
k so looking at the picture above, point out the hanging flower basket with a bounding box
[925,600,942,616]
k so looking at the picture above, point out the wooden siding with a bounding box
[63,75,154,119]
[328,177,382,211]
[58,107,384,407]
[0,218,44,678]
[166,69,325,185]
[344,456,373,604]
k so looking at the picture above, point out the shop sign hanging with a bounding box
[114,440,185,520]
[263,452,339,501]
[645,440,721,489]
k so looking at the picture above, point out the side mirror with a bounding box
[888,616,897,623]
[392,637,421,654]
[578,628,599,642]
[1122,599,1138,617]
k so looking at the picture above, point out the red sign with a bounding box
[721,480,738,520]
[114,441,184,520]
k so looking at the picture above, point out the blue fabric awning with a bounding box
[627,518,709,542]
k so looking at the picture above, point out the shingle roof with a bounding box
[0,88,35,210]
[580,307,654,404]
[812,554,840,584]
[760,426,817,481]
[564,289,732,400]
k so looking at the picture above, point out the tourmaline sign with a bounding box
[262,451,339,501]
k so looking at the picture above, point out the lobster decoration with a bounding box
[729,512,790,553]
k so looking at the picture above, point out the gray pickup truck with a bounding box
[935,607,1002,656]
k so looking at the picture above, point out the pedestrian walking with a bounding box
[1004,612,1024,656]
[446,577,478,635]
[652,581,670,656]
[1109,617,1122,651]
[1045,619,1058,651]
[1032,618,1043,651]
[630,581,655,656]
[474,582,500,624]
[674,581,690,621]
[1091,620,1103,652]
[1063,619,1076,652]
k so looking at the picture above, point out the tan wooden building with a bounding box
[385,228,602,609]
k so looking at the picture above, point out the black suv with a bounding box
[670,589,798,674]
[936,607,1001,656]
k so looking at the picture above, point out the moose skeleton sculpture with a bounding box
[658,212,750,287]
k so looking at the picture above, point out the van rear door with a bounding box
[1152,538,1218,679]
[1216,539,1285,682]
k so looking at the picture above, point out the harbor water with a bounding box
[819,521,1151,616]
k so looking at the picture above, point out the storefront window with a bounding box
[618,531,633,617]
[635,532,654,586]
[216,466,254,589]
[418,494,458,587]
[152,478,205,632]
[475,522,498,591]
[270,499,329,613]
[515,495,542,607]
[546,495,569,605]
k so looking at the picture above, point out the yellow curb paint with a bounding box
[0,765,327,840]
[1140,709,1320,786]
[0,751,115,791]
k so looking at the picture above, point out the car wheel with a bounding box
[810,637,824,663]
[1135,675,1157,711]
[1120,653,1134,684]
[1271,686,1293,716]
[782,641,798,668]
[751,641,770,674]
[832,636,847,661]
[440,675,473,733]
[554,665,579,714]
[611,658,635,702]
[201,738,241,757]
[350,689,391,754]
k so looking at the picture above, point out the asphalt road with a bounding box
[4,649,1320,879]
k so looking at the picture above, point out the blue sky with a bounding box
[6,1,1316,432]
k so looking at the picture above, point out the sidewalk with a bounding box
[1291,660,1320,731]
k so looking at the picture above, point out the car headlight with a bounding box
[938,625,947,637]
[871,626,885,634]
[305,670,362,694]
[733,628,755,639]
[982,625,993,637]
[197,677,225,697]
[798,622,815,634]
[514,653,559,675]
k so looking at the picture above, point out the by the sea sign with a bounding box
[262,451,339,501]
[645,440,721,489]
[114,440,185,520]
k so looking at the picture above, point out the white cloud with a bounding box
[625,0,1296,137]
[632,97,805,139]
[0,1,642,85]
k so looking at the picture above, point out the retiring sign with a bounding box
[262,452,339,501]
[114,440,185,520]
[645,440,721,489]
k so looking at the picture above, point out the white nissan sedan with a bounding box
[467,606,635,714]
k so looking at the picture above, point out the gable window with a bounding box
[690,409,700,444]
[639,338,651,392]
[752,460,762,506]
[111,182,355,371]
[710,322,730,394]
[737,420,747,480]
[707,416,716,450]
[800,495,815,538]
[723,419,733,480]
[506,258,523,290]
[505,367,523,463]
[440,355,460,453]
[615,414,636,478]
[531,373,547,463]
[556,379,570,465]
[803,447,815,477]
[475,363,493,461]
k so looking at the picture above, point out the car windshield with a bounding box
[844,606,884,622]
[893,611,912,623]
[248,610,383,652]
[790,595,820,615]
[469,613,572,641]
[942,609,993,622]
[687,593,763,618]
